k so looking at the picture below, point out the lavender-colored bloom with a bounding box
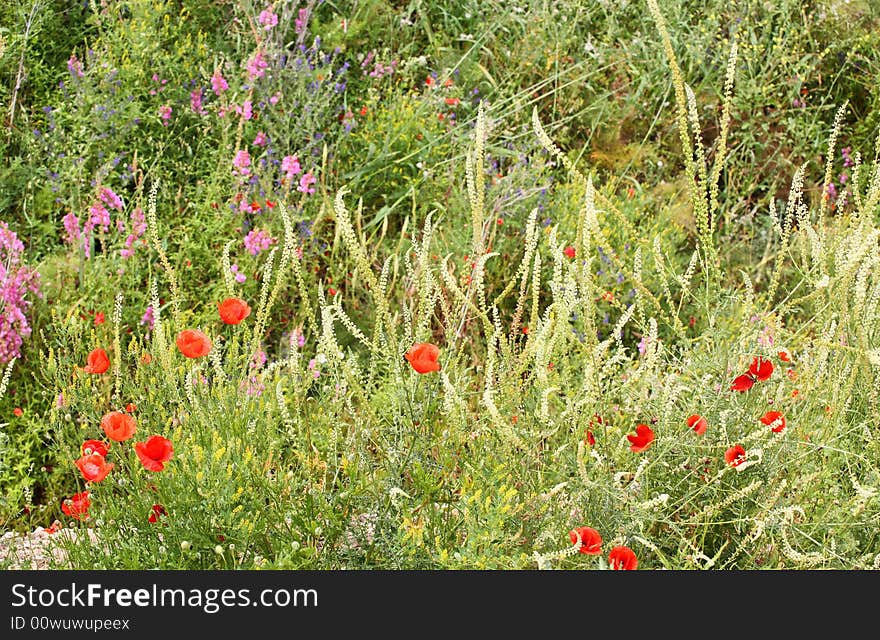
[67,54,84,78]
[88,203,111,232]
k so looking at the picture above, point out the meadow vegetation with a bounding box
[1,0,879,569]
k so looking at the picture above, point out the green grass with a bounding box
[1,0,879,570]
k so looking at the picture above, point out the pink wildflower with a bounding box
[246,51,268,81]
[258,9,278,30]
[243,229,275,256]
[298,172,316,194]
[281,155,301,180]
[211,70,228,95]
[158,104,172,126]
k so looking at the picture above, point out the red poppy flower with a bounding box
[265,200,276,209]
[125,403,137,413]
[585,430,596,446]
[81,439,110,457]
[445,97,460,106]
[626,424,655,453]
[569,526,603,555]
[135,435,174,471]
[101,410,137,442]
[13,407,22,417]
[83,348,110,374]
[61,491,91,520]
[760,410,786,433]
[730,374,755,392]
[75,453,114,483]
[94,311,105,325]
[748,357,774,381]
[218,298,251,325]
[45,520,61,534]
[176,329,212,358]
[148,504,168,524]
[725,444,747,467]
[405,342,440,374]
[608,546,638,570]
[778,350,791,362]
[687,414,708,435]
[563,246,576,259]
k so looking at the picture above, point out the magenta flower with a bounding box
[67,54,84,78]
[88,203,110,232]
[211,70,228,95]
[140,306,155,332]
[246,51,268,81]
[0,221,41,365]
[254,131,268,147]
[258,9,278,30]
[282,155,301,180]
[230,264,247,283]
[235,100,253,121]
[243,229,275,256]
[120,207,146,259]
[298,172,316,195]
[158,104,172,126]
[233,150,251,176]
